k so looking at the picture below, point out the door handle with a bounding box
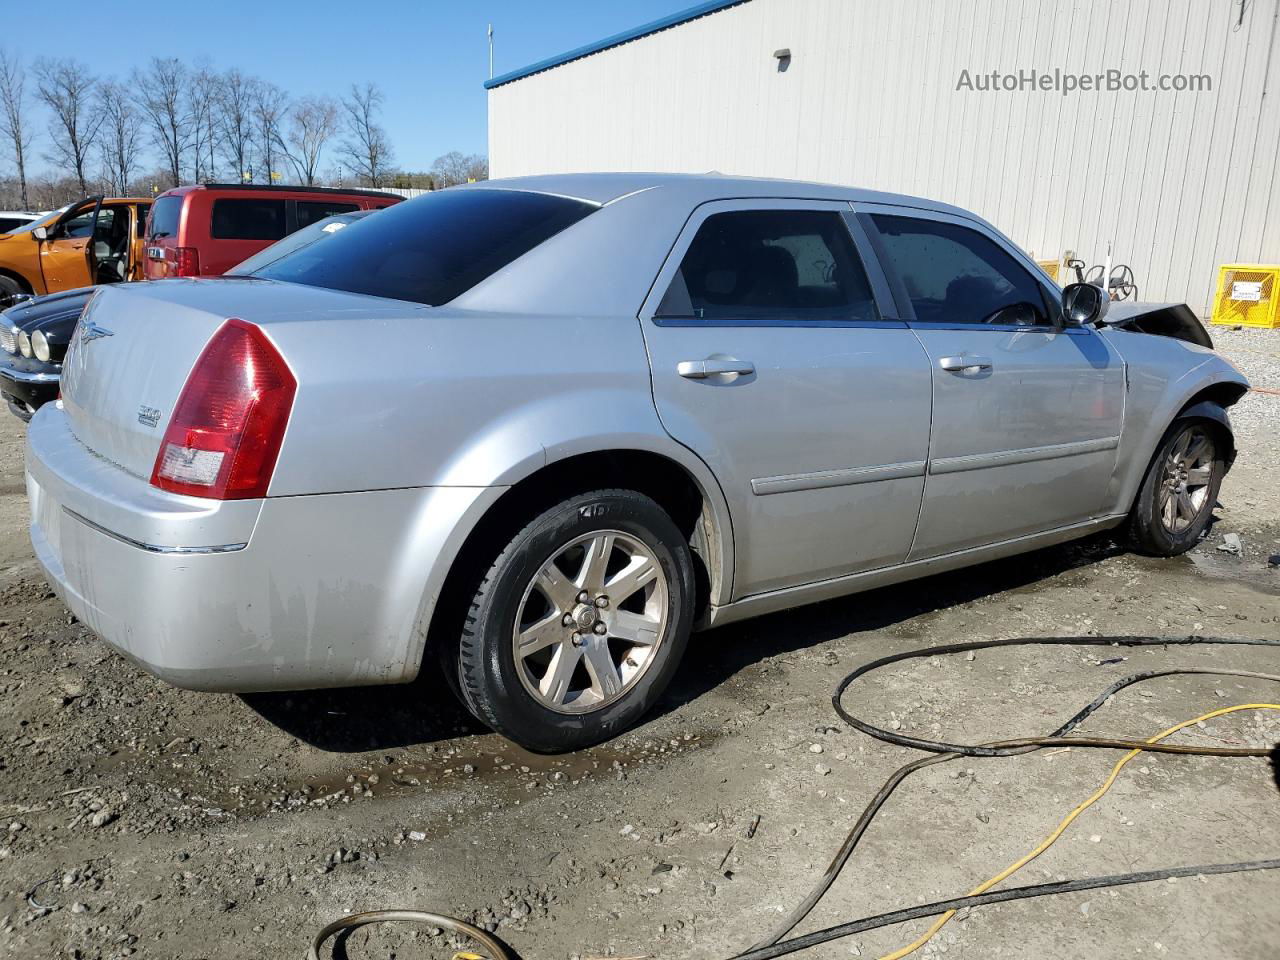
[938,355,993,373]
[677,358,756,379]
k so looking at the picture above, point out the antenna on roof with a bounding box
[488,24,494,79]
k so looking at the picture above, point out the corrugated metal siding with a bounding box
[488,0,1280,316]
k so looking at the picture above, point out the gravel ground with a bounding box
[0,326,1277,960]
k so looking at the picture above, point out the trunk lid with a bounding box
[59,278,409,481]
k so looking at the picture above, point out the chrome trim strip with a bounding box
[62,507,247,555]
[928,436,1120,476]
[751,459,927,496]
[0,366,59,383]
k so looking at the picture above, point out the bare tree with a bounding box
[34,58,102,195]
[187,61,219,182]
[250,79,288,184]
[431,151,488,188]
[279,95,338,186]
[339,82,394,188]
[0,51,34,209]
[133,57,188,188]
[97,79,142,195]
[217,68,255,183]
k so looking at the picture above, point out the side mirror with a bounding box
[1061,282,1111,326]
[32,226,47,242]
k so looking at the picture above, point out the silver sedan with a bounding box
[24,174,1248,751]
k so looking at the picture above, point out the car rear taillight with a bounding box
[175,247,201,277]
[150,319,295,500]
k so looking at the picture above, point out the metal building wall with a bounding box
[488,0,1280,317]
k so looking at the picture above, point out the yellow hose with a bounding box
[879,703,1280,960]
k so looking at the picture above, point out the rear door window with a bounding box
[297,200,359,229]
[254,189,596,306]
[210,198,287,241]
[655,209,879,323]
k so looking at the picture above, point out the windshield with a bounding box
[254,188,598,306]
[230,211,372,275]
[6,204,72,235]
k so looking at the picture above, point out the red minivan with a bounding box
[143,184,403,279]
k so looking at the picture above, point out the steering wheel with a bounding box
[981,301,1044,326]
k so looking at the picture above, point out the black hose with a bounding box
[746,636,1280,952]
[833,636,1280,756]
[733,858,1280,960]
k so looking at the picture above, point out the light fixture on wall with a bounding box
[774,48,791,72]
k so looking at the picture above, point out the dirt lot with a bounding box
[1,328,1278,960]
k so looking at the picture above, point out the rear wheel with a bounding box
[1126,418,1225,556]
[455,489,695,752]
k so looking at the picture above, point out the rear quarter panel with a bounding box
[1101,327,1248,514]
[265,309,687,495]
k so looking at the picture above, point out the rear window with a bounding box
[297,200,359,229]
[253,189,597,306]
[148,196,182,240]
[211,198,287,241]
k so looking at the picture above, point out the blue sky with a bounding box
[5,0,686,175]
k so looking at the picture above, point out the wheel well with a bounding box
[423,450,722,675]
[1176,385,1244,465]
[0,268,33,295]
[1181,382,1247,412]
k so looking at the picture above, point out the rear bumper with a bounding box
[26,405,497,692]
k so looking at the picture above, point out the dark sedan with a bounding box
[0,287,90,420]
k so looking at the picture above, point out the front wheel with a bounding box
[1126,418,1225,556]
[455,489,696,752]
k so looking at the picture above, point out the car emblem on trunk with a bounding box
[137,405,161,428]
[79,320,114,344]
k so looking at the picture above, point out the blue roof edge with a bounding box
[484,0,750,90]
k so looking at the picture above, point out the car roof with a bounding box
[464,171,969,217]
[154,183,402,201]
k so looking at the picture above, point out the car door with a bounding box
[641,199,934,598]
[128,203,151,280]
[37,197,102,292]
[858,205,1125,559]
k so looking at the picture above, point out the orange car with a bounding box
[0,196,152,303]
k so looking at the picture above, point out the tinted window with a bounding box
[655,210,878,323]
[255,189,596,306]
[135,204,150,237]
[60,205,99,239]
[871,215,1051,326]
[297,200,359,229]
[148,196,182,240]
[0,217,29,232]
[210,198,287,241]
[232,212,368,275]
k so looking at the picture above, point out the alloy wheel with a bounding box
[512,530,668,714]
[1159,425,1215,534]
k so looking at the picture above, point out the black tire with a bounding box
[1126,417,1226,556]
[0,274,26,308]
[455,488,695,753]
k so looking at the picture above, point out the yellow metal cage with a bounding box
[1035,258,1062,283]
[1211,264,1280,328]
